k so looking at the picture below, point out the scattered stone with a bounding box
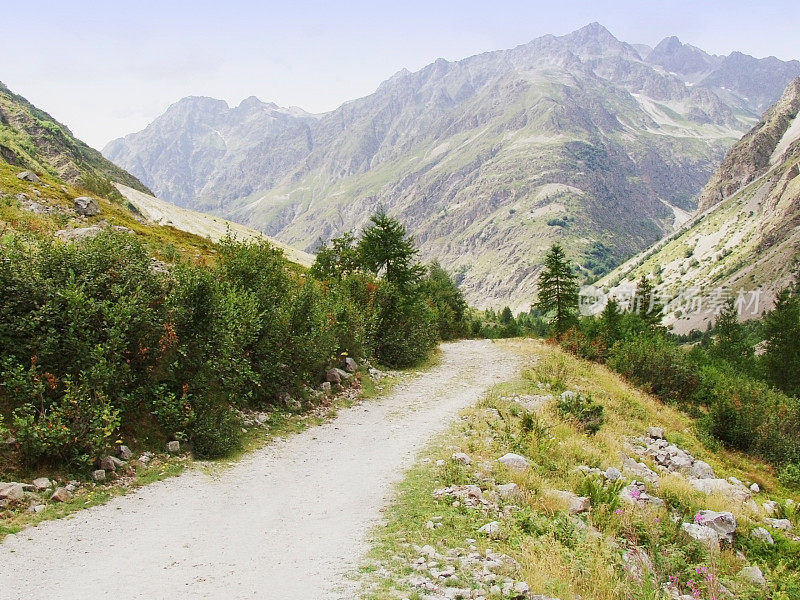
[325,368,342,384]
[621,481,665,508]
[100,456,118,472]
[762,500,778,515]
[27,504,46,513]
[138,454,152,466]
[682,522,720,547]
[498,453,529,470]
[647,427,665,439]
[497,482,520,500]
[478,521,501,536]
[690,478,750,502]
[17,170,40,183]
[321,381,332,394]
[32,477,52,491]
[50,487,72,503]
[73,196,100,216]
[739,565,767,587]
[91,470,106,482]
[452,452,472,465]
[551,490,591,514]
[55,226,104,241]
[765,518,793,531]
[621,455,660,484]
[750,482,760,493]
[750,527,774,544]
[690,460,716,480]
[604,467,622,481]
[167,440,180,453]
[513,581,531,595]
[0,483,25,502]
[694,510,737,543]
[434,485,487,509]
[343,357,358,373]
[118,445,133,461]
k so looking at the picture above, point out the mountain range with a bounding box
[102,23,800,308]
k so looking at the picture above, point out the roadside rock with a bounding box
[498,453,529,470]
[91,470,106,482]
[73,196,100,216]
[343,357,358,373]
[451,452,472,465]
[32,477,52,491]
[750,527,774,544]
[118,445,133,461]
[166,440,180,453]
[0,483,26,502]
[50,488,72,503]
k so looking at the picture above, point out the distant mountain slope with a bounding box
[0,81,151,199]
[104,24,800,308]
[598,77,800,333]
[115,183,314,267]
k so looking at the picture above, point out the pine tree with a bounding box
[599,298,623,347]
[634,275,663,327]
[535,244,579,335]
[762,284,800,396]
[357,210,424,288]
[709,297,754,373]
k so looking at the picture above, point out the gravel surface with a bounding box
[0,339,519,600]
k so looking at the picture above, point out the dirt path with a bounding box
[0,339,520,600]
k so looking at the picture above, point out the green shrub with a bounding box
[778,463,800,489]
[556,391,605,434]
[189,398,242,459]
[372,283,438,368]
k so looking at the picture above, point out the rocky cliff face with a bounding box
[0,82,150,197]
[600,77,800,333]
[103,24,800,308]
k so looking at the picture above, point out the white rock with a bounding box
[32,477,52,491]
[750,527,774,544]
[739,565,767,587]
[762,500,778,515]
[91,469,106,482]
[478,521,501,536]
[750,482,760,493]
[497,483,521,500]
[690,478,750,502]
[498,453,529,470]
[765,518,793,531]
[551,490,591,514]
[166,440,180,453]
[604,467,622,481]
[435,459,446,467]
[695,510,736,543]
[647,427,665,439]
[513,581,530,595]
[681,522,720,547]
[689,460,715,480]
[451,452,472,465]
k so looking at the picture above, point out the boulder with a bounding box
[32,477,52,491]
[50,487,72,503]
[99,456,118,472]
[166,440,180,453]
[750,482,760,493]
[118,445,133,461]
[478,521,501,536]
[17,170,40,183]
[73,196,100,216]
[604,467,622,482]
[497,483,521,500]
[451,452,472,465]
[0,483,25,502]
[682,522,720,547]
[647,427,665,439]
[690,478,750,502]
[762,500,778,515]
[739,565,767,587]
[551,490,591,514]
[622,456,660,484]
[27,504,46,513]
[325,368,341,384]
[91,469,106,482]
[343,357,358,373]
[689,460,716,480]
[765,518,793,531]
[750,527,774,544]
[55,226,103,241]
[498,453,529,470]
[695,510,737,543]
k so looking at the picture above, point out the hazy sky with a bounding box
[2,0,797,149]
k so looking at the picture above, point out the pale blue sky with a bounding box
[2,0,797,149]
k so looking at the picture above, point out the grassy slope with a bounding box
[361,339,799,600]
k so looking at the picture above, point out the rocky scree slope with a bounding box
[598,77,800,333]
[104,24,800,309]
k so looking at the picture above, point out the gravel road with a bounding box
[0,339,519,600]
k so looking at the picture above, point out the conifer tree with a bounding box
[634,275,663,328]
[709,297,754,373]
[358,210,424,288]
[762,284,800,396]
[535,243,578,335]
